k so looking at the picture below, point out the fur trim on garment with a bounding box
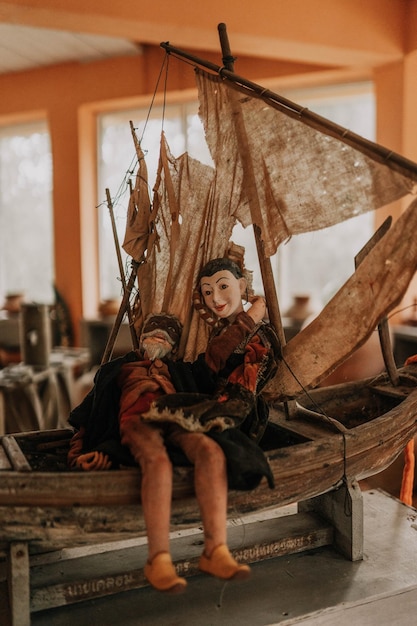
[142,385,254,433]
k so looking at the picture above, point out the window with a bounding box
[275,83,375,314]
[97,82,375,311]
[97,101,212,300]
[0,121,54,307]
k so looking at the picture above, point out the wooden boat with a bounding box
[1,363,417,512]
[2,18,417,530]
[1,24,417,621]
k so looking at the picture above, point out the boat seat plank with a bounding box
[371,385,409,399]
[0,446,11,470]
[2,436,32,471]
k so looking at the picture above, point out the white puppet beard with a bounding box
[141,339,172,361]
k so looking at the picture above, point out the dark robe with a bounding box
[68,348,275,490]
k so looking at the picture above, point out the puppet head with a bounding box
[139,313,182,360]
[195,257,247,324]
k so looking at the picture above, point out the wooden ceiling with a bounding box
[0,0,413,76]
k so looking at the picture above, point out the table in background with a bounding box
[0,348,90,435]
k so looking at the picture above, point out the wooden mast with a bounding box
[216,24,286,352]
[216,24,297,416]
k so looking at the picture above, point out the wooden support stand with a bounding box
[6,543,30,626]
[299,478,364,561]
[1,483,364,623]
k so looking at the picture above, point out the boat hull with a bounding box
[0,366,416,549]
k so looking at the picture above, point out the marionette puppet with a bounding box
[67,258,278,593]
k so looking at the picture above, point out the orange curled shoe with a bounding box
[144,552,187,593]
[199,544,251,580]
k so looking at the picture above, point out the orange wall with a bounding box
[0,46,324,343]
[1,54,150,342]
[2,3,417,341]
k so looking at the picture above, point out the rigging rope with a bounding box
[280,354,350,494]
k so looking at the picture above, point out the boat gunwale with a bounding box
[0,393,416,508]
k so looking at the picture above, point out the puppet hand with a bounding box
[75,450,112,471]
[247,296,266,324]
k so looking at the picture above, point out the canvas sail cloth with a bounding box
[122,125,157,265]
[266,198,417,399]
[196,68,417,257]
[122,69,417,392]
[126,132,238,361]
[195,68,417,398]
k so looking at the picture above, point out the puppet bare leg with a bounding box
[168,428,250,580]
[184,433,228,551]
[119,416,187,592]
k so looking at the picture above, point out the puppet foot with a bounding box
[199,544,251,580]
[144,552,187,593]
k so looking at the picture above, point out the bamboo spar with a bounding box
[217,24,296,417]
[160,41,417,183]
[101,189,139,364]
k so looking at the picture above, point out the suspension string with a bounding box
[160,51,170,130]
[95,51,172,298]
[97,50,170,219]
[280,354,349,493]
[388,302,417,320]
[138,50,170,143]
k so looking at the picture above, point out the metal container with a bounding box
[19,304,51,368]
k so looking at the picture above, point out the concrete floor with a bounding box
[12,489,415,626]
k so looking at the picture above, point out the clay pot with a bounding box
[2,293,24,315]
[284,295,313,325]
[98,299,120,318]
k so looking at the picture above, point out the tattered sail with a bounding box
[188,65,417,395]
[196,68,417,258]
[122,122,157,263]
[118,51,417,391]
[131,133,238,360]
[264,198,417,399]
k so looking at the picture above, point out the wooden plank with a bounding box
[2,437,31,471]
[0,580,12,626]
[300,479,364,561]
[29,511,333,612]
[0,445,12,470]
[8,542,30,626]
[0,504,148,551]
[12,428,73,445]
[0,391,5,436]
